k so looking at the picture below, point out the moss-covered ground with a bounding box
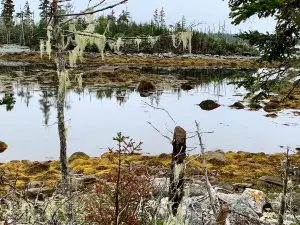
[1,151,299,190]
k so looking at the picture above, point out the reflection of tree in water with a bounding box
[96,88,114,100]
[39,91,54,126]
[96,88,135,106]
[149,91,163,107]
[0,94,16,111]
[17,87,33,107]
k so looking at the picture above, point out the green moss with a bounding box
[69,152,90,163]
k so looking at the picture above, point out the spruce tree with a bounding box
[159,8,166,28]
[39,0,50,22]
[153,9,159,27]
[2,0,15,43]
[24,1,32,24]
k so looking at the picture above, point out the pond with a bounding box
[0,68,299,161]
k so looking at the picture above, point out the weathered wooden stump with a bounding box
[168,126,186,216]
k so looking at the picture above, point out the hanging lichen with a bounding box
[115,37,123,52]
[179,28,193,54]
[148,36,159,48]
[57,70,70,95]
[94,34,106,60]
[171,34,178,48]
[75,73,83,90]
[69,47,79,68]
[46,26,53,60]
[109,40,116,51]
[40,39,45,59]
[134,38,142,51]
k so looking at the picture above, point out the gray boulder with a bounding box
[258,176,282,188]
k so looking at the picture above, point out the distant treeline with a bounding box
[0,4,258,56]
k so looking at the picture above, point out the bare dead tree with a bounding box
[168,126,186,216]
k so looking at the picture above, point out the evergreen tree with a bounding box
[24,1,32,24]
[117,10,131,25]
[181,16,186,31]
[2,0,15,43]
[153,9,159,27]
[159,8,166,28]
[39,0,50,22]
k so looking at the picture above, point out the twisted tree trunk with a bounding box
[168,126,186,216]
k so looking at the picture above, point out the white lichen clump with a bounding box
[40,39,45,59]
[148,36,159,48]
[134,38,142,51]
[46,26,53,59]
[171,28,193,54]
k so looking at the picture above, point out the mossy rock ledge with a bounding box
[199,100,220,111]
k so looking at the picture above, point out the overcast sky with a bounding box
[13,0,276,33]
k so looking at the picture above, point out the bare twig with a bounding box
[142,100,176,124]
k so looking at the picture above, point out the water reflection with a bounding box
[2,68,299,161]
[0,94,16,111]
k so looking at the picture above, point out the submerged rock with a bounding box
[137,80,155,92]
[248,103,262,110]
[199,100,220,111]
[230,102,245,109]
[0,141,8,153]
[263,103,281,113]
[181,83,194,91]
[264,113,278,118]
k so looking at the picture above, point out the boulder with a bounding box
[258,176,282,188]
[137,80,155,92]
[26,181,43,189]
[199,100,220,111]
[75,174,97,189]
[26,187,55,199]
[233,183,253,192]
[248,103,262,110]
[230,188,267,218]
[181,83,194,91]
[206,151,227,165]
[0,141,8,153]
[230,102,245,109]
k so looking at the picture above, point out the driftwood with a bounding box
[168,126,187,216]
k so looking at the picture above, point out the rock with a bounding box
[263,103,281,113]
[264,113,278,118]
[69,152,90,163]
[0,141,8,153]
[26,187,55,199]
[230,188,267,218]
[137,80,155,92]
[233,183,253,192]
[248,103,262,110]
[75,174,97,188]
[199,100,220,111]
[230,102,245,109]
[206,151,227,165]
[26,181,43,189]
[181,83,194,91]
[258,176,282,188]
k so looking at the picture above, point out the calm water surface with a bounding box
[1,70,299,161]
